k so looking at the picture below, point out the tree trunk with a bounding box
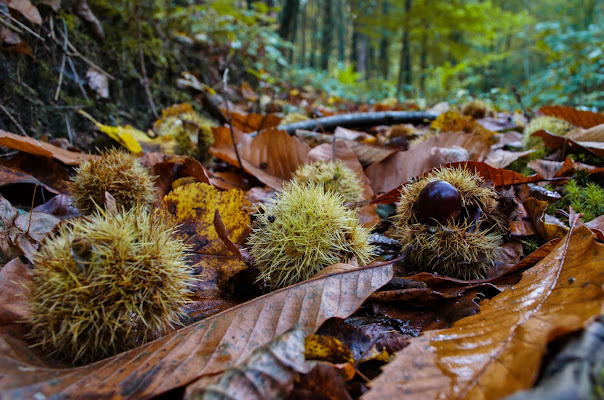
[366,39,375,80]
[358,33,366,77]
[337,0,346,63]
[420,32,427,92]
[299,0,307,66]
[309,0,318,68]
[396,0,412,95]
[320,0,333,70]
[351,26,359,72]
[378,1,390,79]
[278,0,300,41]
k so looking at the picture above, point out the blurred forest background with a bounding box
[276,0,603,107]
[1,0,603,138]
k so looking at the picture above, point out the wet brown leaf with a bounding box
[566,123,604,142]
[0,153,72,194]
[364,218,603,400]
[0,165,60,197]
[0,258,30,329]
[585,215,604,241]
[484,149,536,169]
[141,153,211,202]
[0,263,393,399]
[539,105,604,129]
[292,361,353,400]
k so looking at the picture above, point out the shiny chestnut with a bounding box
[414,180,462,224]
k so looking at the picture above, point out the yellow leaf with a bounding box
[161,182,250,255]
[304,335,354,365]
[97,125,143,153]
[78,110,144,153]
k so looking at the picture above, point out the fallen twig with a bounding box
[0,8,44,41]
[54,19,69,101]
[0,103,28,136]
[136,0,158,119]
[252,111,438,137]
[222,69,243,170]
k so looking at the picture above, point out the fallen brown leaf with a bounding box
[185,327,309,399]
[211,126,309,189]
[0,130,95,165]
[524,197,568,241]
[228,111,282,133]
[539,105,604,129]
[363,217,603,400]
[0,262,393,399]
[365,133,491,194]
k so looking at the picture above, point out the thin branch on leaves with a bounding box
[222,69,243,170]
[254,111,438,137]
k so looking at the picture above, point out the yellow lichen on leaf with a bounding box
[304,335,354,365]
[161,182,250,255]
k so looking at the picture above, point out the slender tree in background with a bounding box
[396,0,412,95]
[273,0,602,104]
[299,0,307,66]
[378,1,390,80]
[278,0,300,62]
[337,0,346,63]
[309,0,318,68]
[320,0,333,70]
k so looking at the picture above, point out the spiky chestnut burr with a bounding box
[26,206,194,364]
[247,182,375,289]
[153,104,216,163]
[394,167,505,279]
[291,160,364,203]
[522,116,572,148]
[461,99,491,119]
[69,148,156,214]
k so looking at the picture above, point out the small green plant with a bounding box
[555,180,604,222]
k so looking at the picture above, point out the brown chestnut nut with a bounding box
[414,180,462,224]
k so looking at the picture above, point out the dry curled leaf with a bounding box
[0,263,393,399]
[524,197,568,241]
[364,218,604,400]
